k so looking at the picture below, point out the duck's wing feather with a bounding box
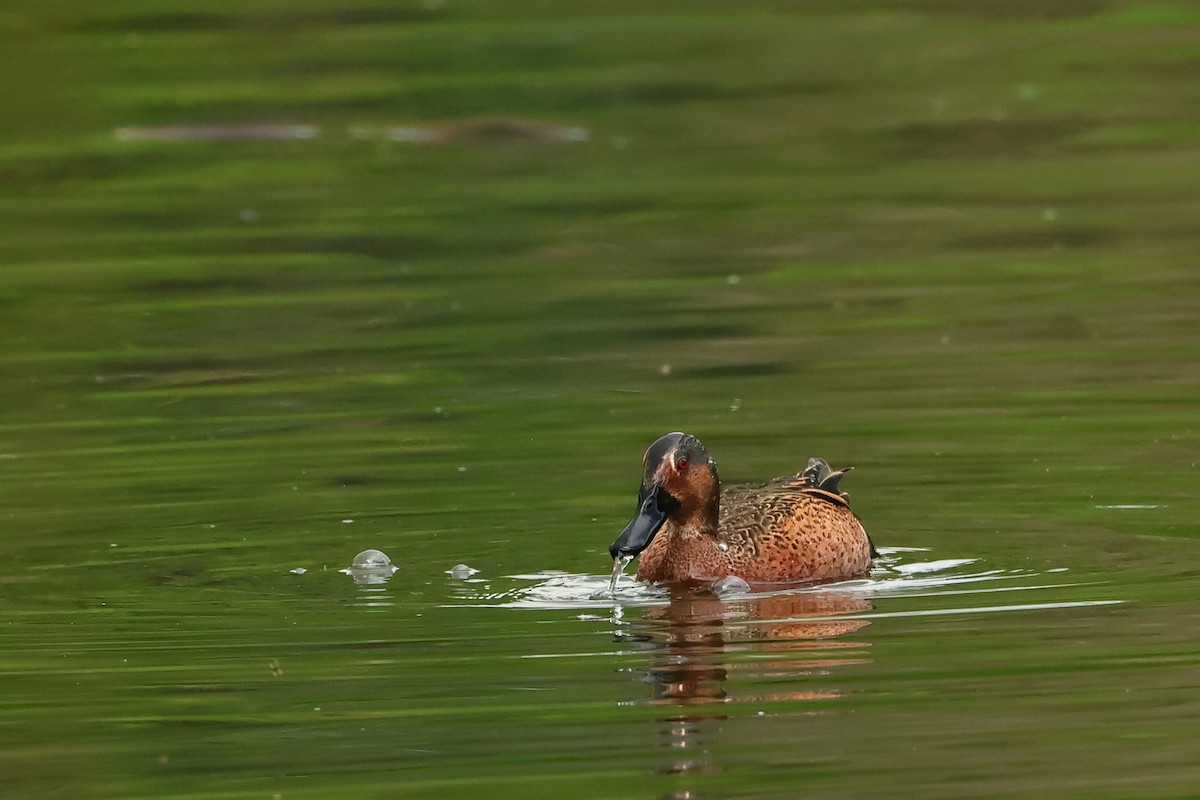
[759,458,853,507]
[718,460,878,558]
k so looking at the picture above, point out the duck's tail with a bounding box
[800,457,852,497]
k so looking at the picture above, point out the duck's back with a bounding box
[717,472,873,583]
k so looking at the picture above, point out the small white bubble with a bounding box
[350,550,392,569]
[342,519,354,524]
[239,208,258,223]
[659,363,672,377]
[1042,207,1058,222]
[457,466,467,473]
[343,550,397,584]
[726,274,741,286]
[713,575,750,595]
[290,567,307,575]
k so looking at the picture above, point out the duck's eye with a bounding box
[675,456,689,472]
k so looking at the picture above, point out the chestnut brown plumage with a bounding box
[611,433,876,584]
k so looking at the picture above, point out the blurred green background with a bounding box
[1,2,1198,798]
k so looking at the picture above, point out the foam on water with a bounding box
[445,547,1111,617]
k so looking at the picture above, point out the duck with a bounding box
[609,432,876,585]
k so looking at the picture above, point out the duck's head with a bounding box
[609,432,719,560]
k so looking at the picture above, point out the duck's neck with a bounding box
[677,495,720,539]
[647,506,724,583]
[637,486,722,584]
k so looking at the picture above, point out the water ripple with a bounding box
[443,547,1113,615]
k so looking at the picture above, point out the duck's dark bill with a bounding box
[609,484,671,560]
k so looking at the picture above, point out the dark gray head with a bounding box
[609,432,719,560]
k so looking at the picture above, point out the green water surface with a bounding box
[2,2,1198,798]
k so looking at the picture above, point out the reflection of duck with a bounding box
[610,433,877,584]
[625,588,874,783]
[639,589,873,707]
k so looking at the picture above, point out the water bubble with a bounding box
[351,549,392,570]
[290,567,307,575]
[712,575,751,595]
[341,549,398,585]
[447,564,479,579]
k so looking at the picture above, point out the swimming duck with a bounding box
[610,432,876,585]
